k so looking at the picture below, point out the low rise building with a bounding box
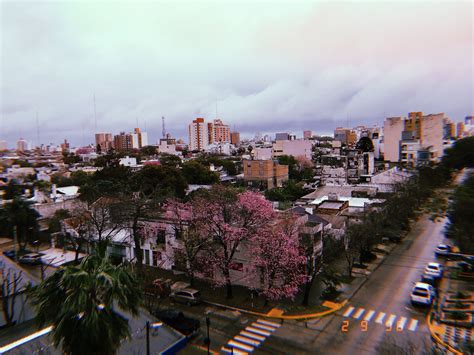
[243,159,288,189]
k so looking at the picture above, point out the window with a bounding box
[144,249,150,265]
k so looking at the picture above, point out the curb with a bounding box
[203,300,348,320]
[426,310,463,355]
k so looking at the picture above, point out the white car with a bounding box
[435,244,451,256]
[411,282,436,306]
[424,262,444,279]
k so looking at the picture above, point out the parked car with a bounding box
[169,288,202,306]
[3,250,15,259]
[153,310,200,336]
[18,253,42,265]
[424,262,444,279]
[435,244,451,256]
[420,274,438,288]
[411,282,436,306]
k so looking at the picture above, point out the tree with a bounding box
[165,199,211,286]
[159,153,181,168]
[193,187,275,298]
[355,136,374,152]
[443,136,474,170]
[343,223,365,277]
[2,198,40,251]
[48,209,71,234]
[140,145,158,157]
[252,214,306,302]
[0,267,23,328]
[29,250,141,355]
[182,160,219,184]
[62,152,81,165]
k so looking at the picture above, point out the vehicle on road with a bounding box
[3,250,16,259]
[424,262,444,279]
[411,282,436,306]
[153,309,200,336]
[435,244,451,256]
[18,253,43,265]
[170,288,202,306]
[420,274,438,288]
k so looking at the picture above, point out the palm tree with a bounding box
[29,248,142,355]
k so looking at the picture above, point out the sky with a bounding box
[1,0,473,147]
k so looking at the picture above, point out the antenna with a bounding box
[136,117,139,128]
[93,93,97,131]
[36,111,40,149]
[162,116,166,138]
[215,99,218,118]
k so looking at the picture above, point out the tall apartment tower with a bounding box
[231,132,240,146]
[188,118,209,151]
[134,128,148,148]
[207,119,231,144]
[95,133,114,152]
[16,138,28,152]
[113,132,139,151]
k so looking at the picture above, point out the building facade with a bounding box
[243,159,289,189]
[207,119,231,144]
[188,118,209,151]
[95,133,114,152]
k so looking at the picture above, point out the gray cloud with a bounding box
[0,0,472,147]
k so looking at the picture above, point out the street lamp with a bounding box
[204,316,211,355]
[146,321,162,355]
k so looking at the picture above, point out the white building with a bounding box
[188,118,209,151]
[272,139,313,160]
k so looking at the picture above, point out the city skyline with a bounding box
[1,0,472,146]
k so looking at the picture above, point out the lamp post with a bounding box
[204,316,211,355]
[146,321,162,355]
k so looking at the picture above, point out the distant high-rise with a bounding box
[231,132,240,146]
[207,119,231,144]
[60,139,70,153]
[188,118,209,151]
[303,130,312,139]
[114,132,139,151]
[134,128,148,147]
[16,138,28,152]
[95,133,114,152]
[275,132,289,141]
[0,140,7,151]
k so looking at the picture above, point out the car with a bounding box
[420,274,438,288]
[411,282,436,306]
[3,250,15,259]
[18,253,42,265]
[153,310,200,336]
[435,244,451,256]
[169,288,202,306]
[424,262,444,279]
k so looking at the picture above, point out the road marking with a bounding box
[353,308,365,320]
[234,335,260,347]
[375,312,386,324]
[363,310,375,322]
[221,347,248,355]
[228,340,254,352]
[343,306,355,317]
[252,323,276,332]
[240,330,265,342]
[396,317,407,331]
[385,314,396,328]
[245,326,271,337]
[408,319,418,331]
[256,319,281,328]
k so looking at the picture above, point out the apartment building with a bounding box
[188,118,209,151]
[272,139,313,160]
[95,133,114,152]
[207,119,231,144]
[243,159,289,189]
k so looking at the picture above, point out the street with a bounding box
[238,214,447,354]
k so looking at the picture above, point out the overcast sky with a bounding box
[1,0,472,147]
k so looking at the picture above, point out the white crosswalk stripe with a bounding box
[343,306,355,317]
[375,312,386,324]
[222,319,279,353]
[385,314,396,328]
[364,310,376,322]
[353,308,365,319]
[408,319,418,331]
[396,317,407,331]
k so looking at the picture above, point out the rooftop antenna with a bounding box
[36,110,40,149]
[136,117,139,128]
[93,93,97,131]
[216,99,218,118]
[162,116,166,138]
[145,119,147,131]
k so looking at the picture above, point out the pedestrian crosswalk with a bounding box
[221,319,281,354]
[341,305,420,332]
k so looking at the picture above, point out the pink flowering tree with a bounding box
[165,198,212,286]
[252,214,307,302]
[192,186,275,299]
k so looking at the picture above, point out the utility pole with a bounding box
[162,116,166,138]
[13,226,18,262]
[93,93,97,131]
[36,111,40,150]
